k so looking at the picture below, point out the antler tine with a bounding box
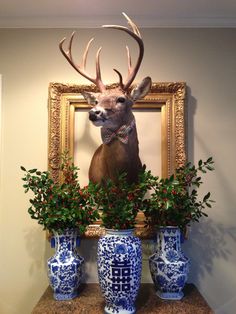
[113,46,130,89]
[102,13,144,91]
[113,69,124,90]
[59,32,106,92]
[126,46,132,75]
[122,12,141,37]
[96,47,103,87]
[82,37,94,69]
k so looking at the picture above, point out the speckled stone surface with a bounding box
[32,283,213,314]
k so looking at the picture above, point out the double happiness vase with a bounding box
[47,229,84,300]
[149,226,190,300]
[97,229,142,314]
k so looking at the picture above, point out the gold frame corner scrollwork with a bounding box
[48,82,187,238]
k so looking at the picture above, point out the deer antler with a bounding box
[103,12,144,91]
[59,32,106,92]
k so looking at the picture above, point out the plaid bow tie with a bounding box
[101,120,135,144]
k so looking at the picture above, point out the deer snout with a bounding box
[89,110,99,121]
[89,107,108,127]
[89,107,106,122]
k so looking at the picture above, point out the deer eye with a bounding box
[89,99,98,106]
[117,97,126,103]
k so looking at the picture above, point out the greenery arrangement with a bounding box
[21,153,99,234]
[88,170,153,230]
[21,152,215,233]
[143,157,215,231]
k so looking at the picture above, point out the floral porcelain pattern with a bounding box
[47,229,84,300]
[149,227,190,300]
[97,229,142,314]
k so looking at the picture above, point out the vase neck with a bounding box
[53,229,78,251]
[157,227,181,254]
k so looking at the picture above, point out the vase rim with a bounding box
[158,226,180,229]
[105,228,134,232]
[52,228,79,235]
[105,228,134,231]
[105,228,134,235]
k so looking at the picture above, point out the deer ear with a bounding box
[130,77,152,101]
[81,91,97,106]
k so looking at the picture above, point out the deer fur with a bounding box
[83,79,151,183]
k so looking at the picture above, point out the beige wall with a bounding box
[0,28,235,314]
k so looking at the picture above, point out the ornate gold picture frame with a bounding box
[48,82,186,238]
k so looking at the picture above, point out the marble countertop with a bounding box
[32,283,213,314]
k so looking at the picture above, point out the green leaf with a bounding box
[28,169,37,173]
[20,166,26,171]
[203,192,211,202]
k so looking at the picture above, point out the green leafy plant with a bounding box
[21,153,99,234]
[143,157,215,231]
[88,170,153,230]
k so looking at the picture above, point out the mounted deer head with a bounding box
[59,13,152,183]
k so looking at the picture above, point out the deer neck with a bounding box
[101,118,136,145]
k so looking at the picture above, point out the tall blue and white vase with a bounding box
[97,229,142,314]
[47,229,84,300]
[149,226,190,300]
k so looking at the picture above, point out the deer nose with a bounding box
[89,111,99,121]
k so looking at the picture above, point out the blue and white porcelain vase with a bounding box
[47,229,84,300]
[149,226,190,300]
[97,229,142,314]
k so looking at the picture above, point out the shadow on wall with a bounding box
[22,227,49,314]
[24,226,46,275]
[183,218,236,285]
[215,295,236,314]
[78,239,99,283]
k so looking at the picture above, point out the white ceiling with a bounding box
[0,0,236,28]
